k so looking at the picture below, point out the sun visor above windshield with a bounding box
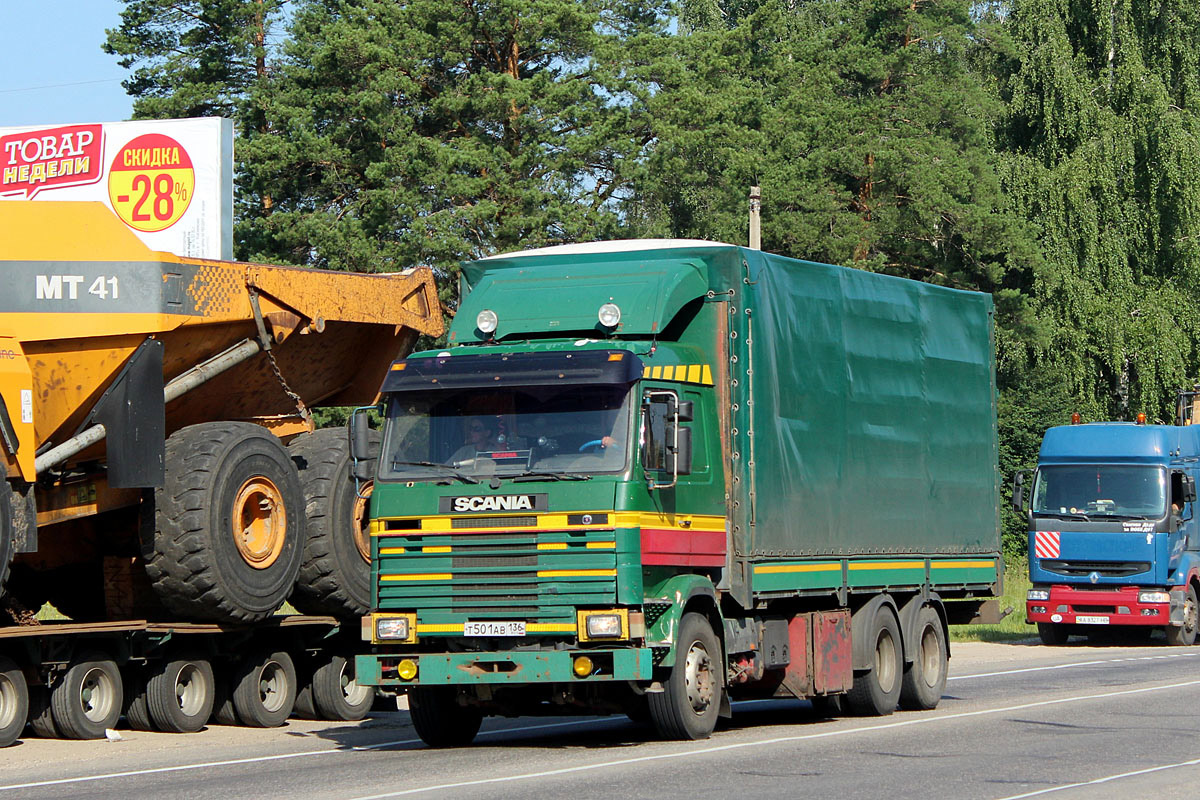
[449,257,710,342]
[382,350,645,392]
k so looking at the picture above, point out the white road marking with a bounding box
[949,651,1200,681]
[992,755,1200,799]
[4,653,1197,795]
[0,718,622,793]
[344,679,1200,799]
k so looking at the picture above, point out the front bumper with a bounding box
[1026,584,1179,627]
[356,647,653,687]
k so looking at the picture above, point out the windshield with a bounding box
[1032,465,1167,518]
[379,383,632,481]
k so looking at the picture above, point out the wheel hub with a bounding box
[353,482,374,564]
[683,641,715,713]
[233,477,287,569]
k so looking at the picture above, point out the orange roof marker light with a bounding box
[1136,412,1147,425]
[1071,413,1082,425]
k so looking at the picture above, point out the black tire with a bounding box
[287,429,378,618]
[0,476,14,601]
[121,665,155,731]
[50,652,123,739]
[845,605,903,716]
[27,686,57,738]
[1167,584,1199,646]
[810,694,843,718]
[147,657,215,733]
[899,605,947,711]
[1037,622,1070,646]
[232,650,296,727]
[210,664,239,726]
[142,422,305,624]
[293,660,318,720]
[0,655,28,747]
[648,612,722,740]
[312,654,373,721]
[410,686,483,748]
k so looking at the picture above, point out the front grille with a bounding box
[452,516,537,529]
[1040,560,1150,578]
[377,527,618,623]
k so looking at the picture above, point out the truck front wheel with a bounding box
[410,686,483,747]
[1167,585,1199,646]
[648,612,722,740]
[1036,622,1070,646]
[0,655,28,747]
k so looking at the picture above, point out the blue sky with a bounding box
[0,1,134,127]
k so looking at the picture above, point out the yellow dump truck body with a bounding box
[0,202,443,483]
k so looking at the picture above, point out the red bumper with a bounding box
[1026,584,1170,627]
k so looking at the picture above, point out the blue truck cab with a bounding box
[1019,422,1200,645]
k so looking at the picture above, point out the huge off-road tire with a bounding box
[142,423,305,624]
[648,612,723,740]
[287,428,378,618]
[0,476,13,602]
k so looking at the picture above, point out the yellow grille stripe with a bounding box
[537,569,616,578]
[586,542,616,549]
[381,573,452,581]
[538,543,568,550]
[379,547,406,555]
[422,546,451,553]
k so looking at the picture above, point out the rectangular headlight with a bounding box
[1027,589,1050,601]
[375,616,412,640]
[1138,591,1170,604]
[585,613,623,638]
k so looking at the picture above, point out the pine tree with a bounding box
[236,0,669,287]
[103,0,286,120]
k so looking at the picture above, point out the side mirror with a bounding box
[1012,470,1028,514]
[668,425,693,476]
[1178,473,1197,505]
[348,408,374,481]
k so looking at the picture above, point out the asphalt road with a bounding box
[4,638,1200,799]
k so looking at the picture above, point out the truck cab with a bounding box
[1020,422,1200,645]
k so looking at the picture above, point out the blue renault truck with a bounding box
[1017,414,1200,645]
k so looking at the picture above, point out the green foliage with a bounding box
[635,0,1038,297]
[104,0,287,120]
[235,0,670,309]
[997,0,1200,422]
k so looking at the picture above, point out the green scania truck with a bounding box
[352,240,1002,745]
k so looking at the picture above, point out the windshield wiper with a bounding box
[1089,513,1151,521]
[511,471,592,482]
[1034,511,1090,521]
[389,460,480,484]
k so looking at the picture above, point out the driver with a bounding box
[451,417,501,463]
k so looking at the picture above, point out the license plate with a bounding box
[463,621,526,637]
[1076,615,1110,625]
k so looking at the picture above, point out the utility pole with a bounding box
[749,185,761,250]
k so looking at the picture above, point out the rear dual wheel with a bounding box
[0,656,27,747]
[845,605,902,716]
[899,606,947,710]
[50,652,123,739]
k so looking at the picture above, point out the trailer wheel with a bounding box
[232,650,296,727]
[50,652,123,739]
[0,656,28,747]
[312,654,373,721]
[845,605,902,716]
[148,657,216,733]
[121,665,155,731]
[899,605,947,710]
[1167,584,1199,646]
[648,612,722,740]
[409,686,483,747]
[210,664,239,726]
[293,660,318,720]
[288,428,378,618]
[27,686,58,738]
[144,422,305,624]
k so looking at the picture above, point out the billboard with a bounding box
[0,118,233,260]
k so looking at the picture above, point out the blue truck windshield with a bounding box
[1032,465,1166,518]
[379,384,632,481]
